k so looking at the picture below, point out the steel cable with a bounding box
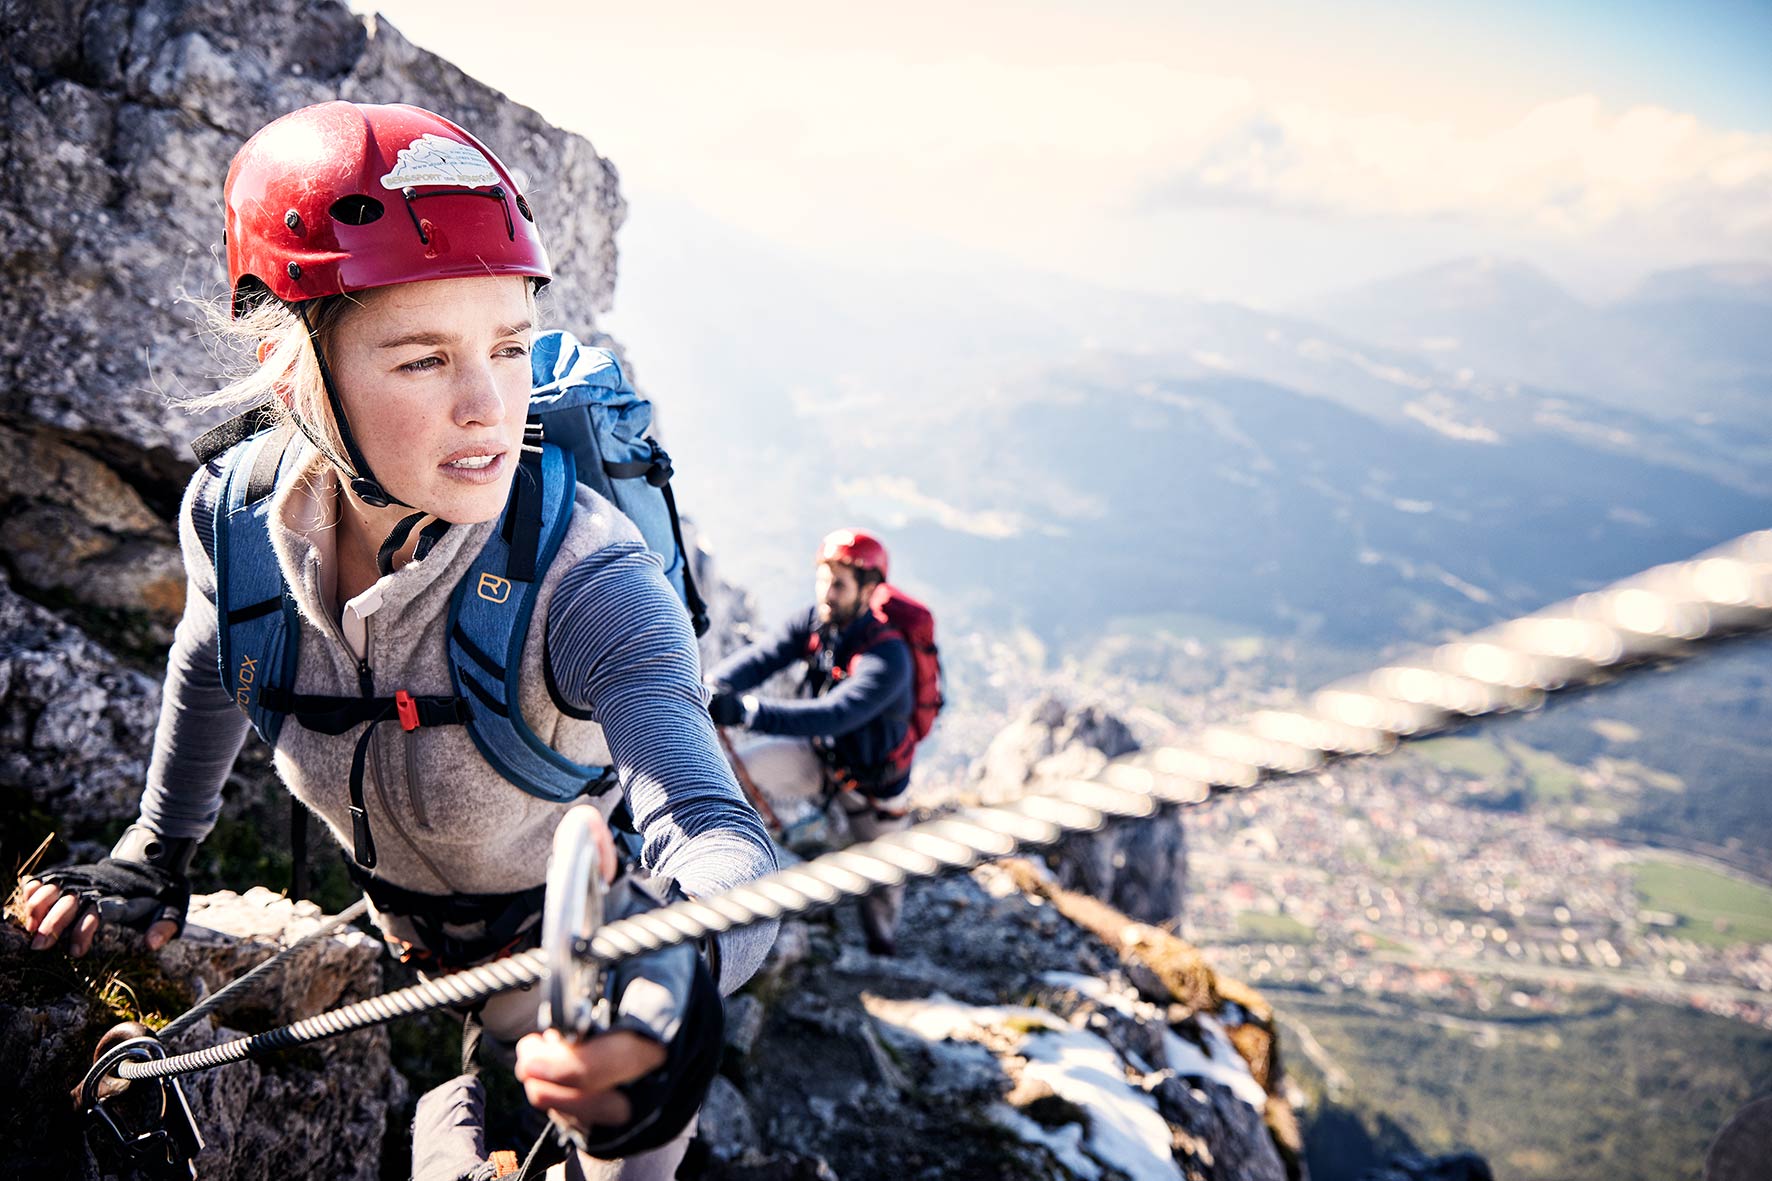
[157,898,371,1042]
[117,529,1772,1083]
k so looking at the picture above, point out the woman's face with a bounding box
[327,275,534,524]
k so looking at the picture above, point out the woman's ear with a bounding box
[258,339,295,408]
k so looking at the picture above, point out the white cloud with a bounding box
[1146,94,1772,247]
[831,474,1044,539]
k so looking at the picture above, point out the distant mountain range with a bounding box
[611,206,1771,647]
[1298,256,1772,430]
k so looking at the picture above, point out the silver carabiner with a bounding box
[538,803,608,1041]
[78,1030,204,1180]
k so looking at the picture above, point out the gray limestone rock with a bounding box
[699,1074,763,1162]
[0,887,399,1181]
[974,694,1187,924]
[0,569,162,835]
[2,0,625,616]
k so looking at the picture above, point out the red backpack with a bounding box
[809,583,944,781]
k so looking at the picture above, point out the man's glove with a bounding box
[33,824,195,937]
[707,691,748,728]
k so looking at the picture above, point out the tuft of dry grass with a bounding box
[5,833,54,927]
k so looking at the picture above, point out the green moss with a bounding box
[25,585,169,672]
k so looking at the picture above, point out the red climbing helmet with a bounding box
[223,101,549,314]
[816,529,889,579]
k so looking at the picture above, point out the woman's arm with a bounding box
[139,466,252,837]
[545,541,779,994]
[23,469,249,955]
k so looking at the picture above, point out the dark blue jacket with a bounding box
[708,607,914,797]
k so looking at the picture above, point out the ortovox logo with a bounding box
[478,573,512,604]
[235,654,258,710]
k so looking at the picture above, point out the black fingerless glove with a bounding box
[35,824,195,937]
[707,691,747,728]
[577,948,724,1159]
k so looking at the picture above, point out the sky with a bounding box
[348,0,1772,309]
[338,0,1772,616]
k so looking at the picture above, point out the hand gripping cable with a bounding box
[92,530,1772,1095]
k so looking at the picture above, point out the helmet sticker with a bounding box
[379,134,501,190]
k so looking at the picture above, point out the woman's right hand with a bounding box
[19,857,188,957]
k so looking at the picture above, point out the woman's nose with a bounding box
[453,361,505,427]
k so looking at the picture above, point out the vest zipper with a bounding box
[404,729,430,830]
[360,615,452,887]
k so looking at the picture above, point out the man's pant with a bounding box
[728,735,910,952]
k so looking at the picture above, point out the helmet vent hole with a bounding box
[515,194,534,223]
[330,195,385,226]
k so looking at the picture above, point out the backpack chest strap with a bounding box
[273,687,473,871]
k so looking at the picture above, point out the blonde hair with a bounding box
[187,291,360,463]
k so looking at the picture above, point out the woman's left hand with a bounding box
[513,1027,669,1129]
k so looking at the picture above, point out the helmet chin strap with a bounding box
[293,302,409,511]
[291,303,450,577]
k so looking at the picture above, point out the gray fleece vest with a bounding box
[257,457,638,900]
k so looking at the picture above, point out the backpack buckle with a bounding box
[395,689,420,732]
[644,439,673,487]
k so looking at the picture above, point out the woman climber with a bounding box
[19,100,776,1180]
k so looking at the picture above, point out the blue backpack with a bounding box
[193,330,707,872]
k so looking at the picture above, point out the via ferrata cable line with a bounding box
[89,531,1772,1097]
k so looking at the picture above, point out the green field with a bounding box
[1635,859,1772,947]
[1282,990,1772,1181]
[1507,741,1583,801]
[1411,735,1512,779]
[1235,911,1316,944]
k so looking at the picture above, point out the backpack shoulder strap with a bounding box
[448,443,617,802]
[211,428,304,746]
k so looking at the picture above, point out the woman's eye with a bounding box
[496,343,530,359]
[399,356,443,373]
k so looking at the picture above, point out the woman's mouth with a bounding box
[440,449,507,483]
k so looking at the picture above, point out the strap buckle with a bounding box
[395,689,420,732]
[78,1032,204,1180]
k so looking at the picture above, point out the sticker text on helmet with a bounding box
[380,134,501,190]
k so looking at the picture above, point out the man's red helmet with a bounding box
[816,529,889,579]
[223,101,549,314]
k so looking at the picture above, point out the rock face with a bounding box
[973,695,1189,925]
[0,888,400,1181]
[0,0,625,625]
[0,1,627,1175]
[703,860,1304,1181]
[0,569,163,860]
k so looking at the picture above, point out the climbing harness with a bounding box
[73,530,1772,1165]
